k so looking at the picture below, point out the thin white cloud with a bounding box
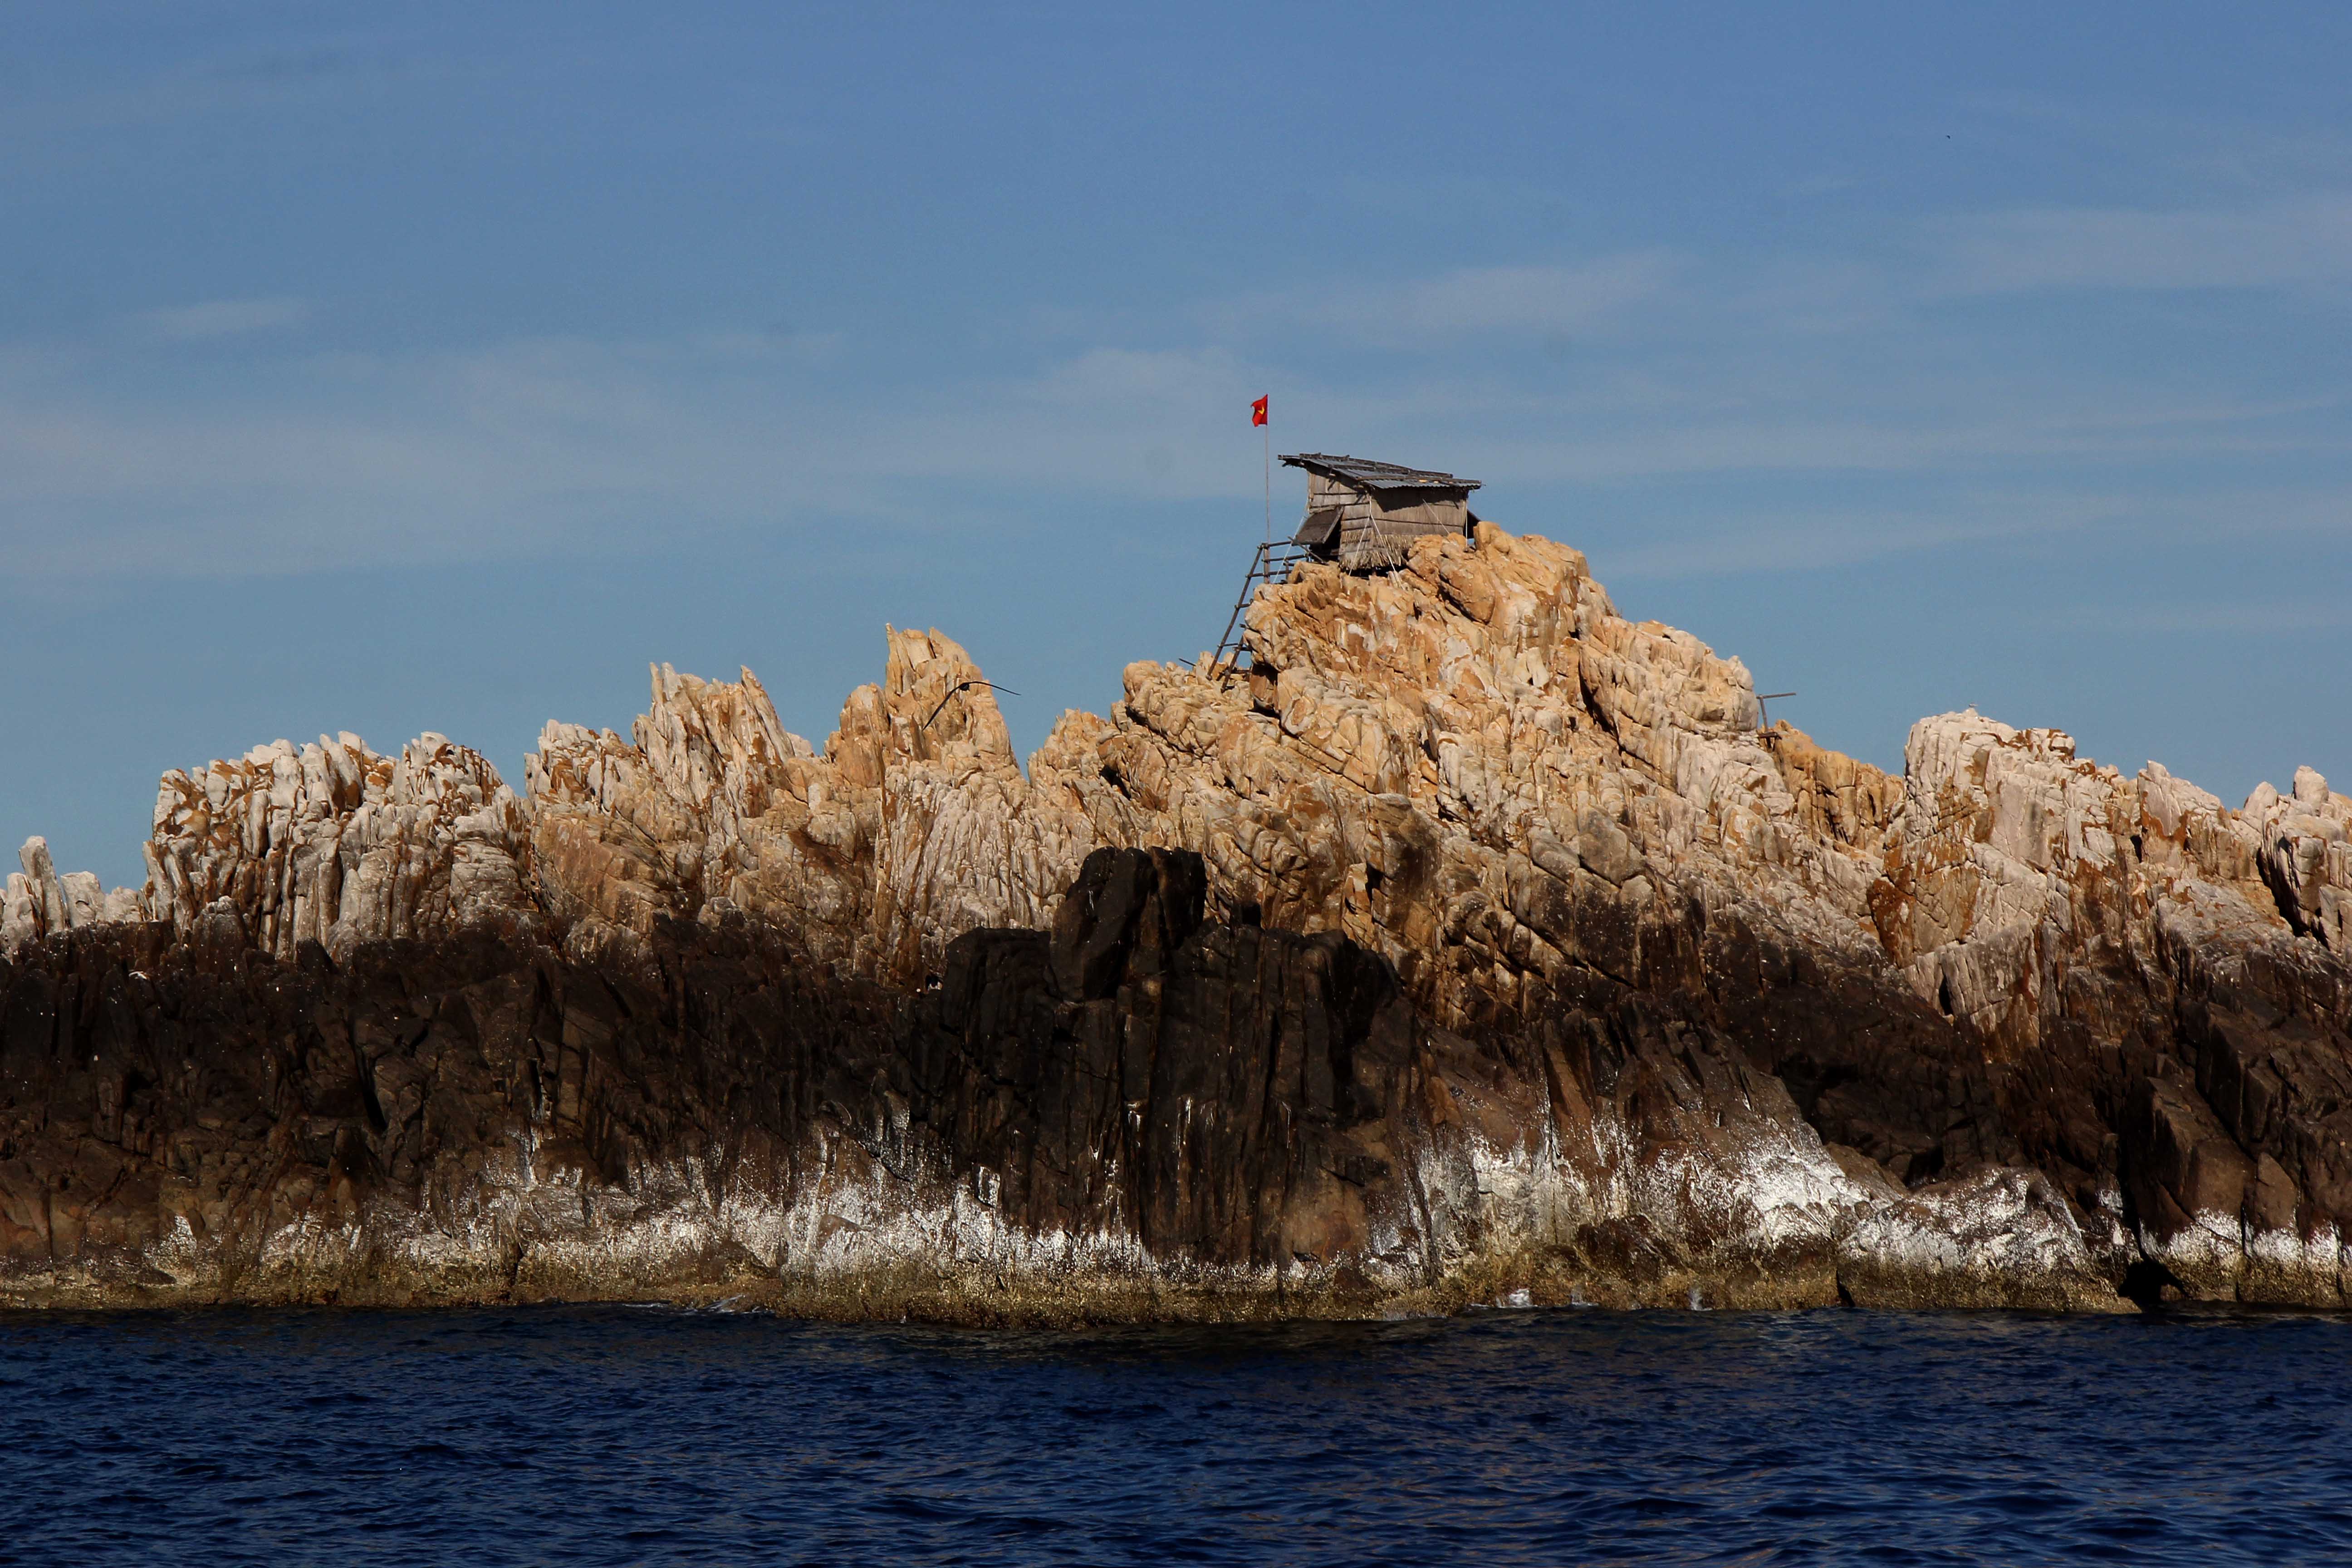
[1927,195,2352,293]
[1594,496,2128,580]
[5,307,2345,582]
[11,170,2352,585]
[1212,253,1682,346]
[136,297,314,341]
[1,331,2326,587]
[1371,256,1682,334]
[2063,601,2352,635]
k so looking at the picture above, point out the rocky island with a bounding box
[5,523,2348,1318]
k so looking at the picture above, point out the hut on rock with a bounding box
[1282,453,1481,572]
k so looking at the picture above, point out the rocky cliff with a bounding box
[5,523,2347,1316]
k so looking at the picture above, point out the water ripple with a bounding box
[0,1305,2347,1564]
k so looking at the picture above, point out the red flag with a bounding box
[1250,395,1268,427]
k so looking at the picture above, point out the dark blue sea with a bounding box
[2,1304,2346,1565]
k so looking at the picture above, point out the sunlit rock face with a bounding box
[45,733,538,961]
[2,836,140,950]
[4,523,2347,1314]
[524,632,1098,981]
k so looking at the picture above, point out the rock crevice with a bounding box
[5,522,2347,1313]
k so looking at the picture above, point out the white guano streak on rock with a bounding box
[20,522,2352,1310]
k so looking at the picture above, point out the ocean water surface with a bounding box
[2,1303,2346,1565]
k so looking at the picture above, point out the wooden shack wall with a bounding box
[1307,473,1381,555]
[1301,472,1473,569]
[1341,490,1468,569]
[1372,495,1470,532]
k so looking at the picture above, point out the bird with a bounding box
[923,680,1021,730]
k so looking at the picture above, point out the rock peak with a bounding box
[5,522,2349,1313]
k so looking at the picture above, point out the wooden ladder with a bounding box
[1209,540,1309,673]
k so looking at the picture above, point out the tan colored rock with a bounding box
[0,870,37,951]
[34,517,2347,1312]
[529,632,1099,980]
[137,732,533,959]
[0,836,144,951]
[2246,767,2352,951]
[496,522,2351,1303]
[1009,525,1902,1024]
[1871,711,2352,1050]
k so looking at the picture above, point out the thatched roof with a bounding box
[1279,453,1481,493]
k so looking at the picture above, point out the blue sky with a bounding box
[6,1,2349,889]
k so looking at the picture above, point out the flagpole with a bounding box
[1263,421,1270,545]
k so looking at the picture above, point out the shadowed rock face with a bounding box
[0,846,2134,1315]
[5,521,2350,1313]
[0,850,1435,1313]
